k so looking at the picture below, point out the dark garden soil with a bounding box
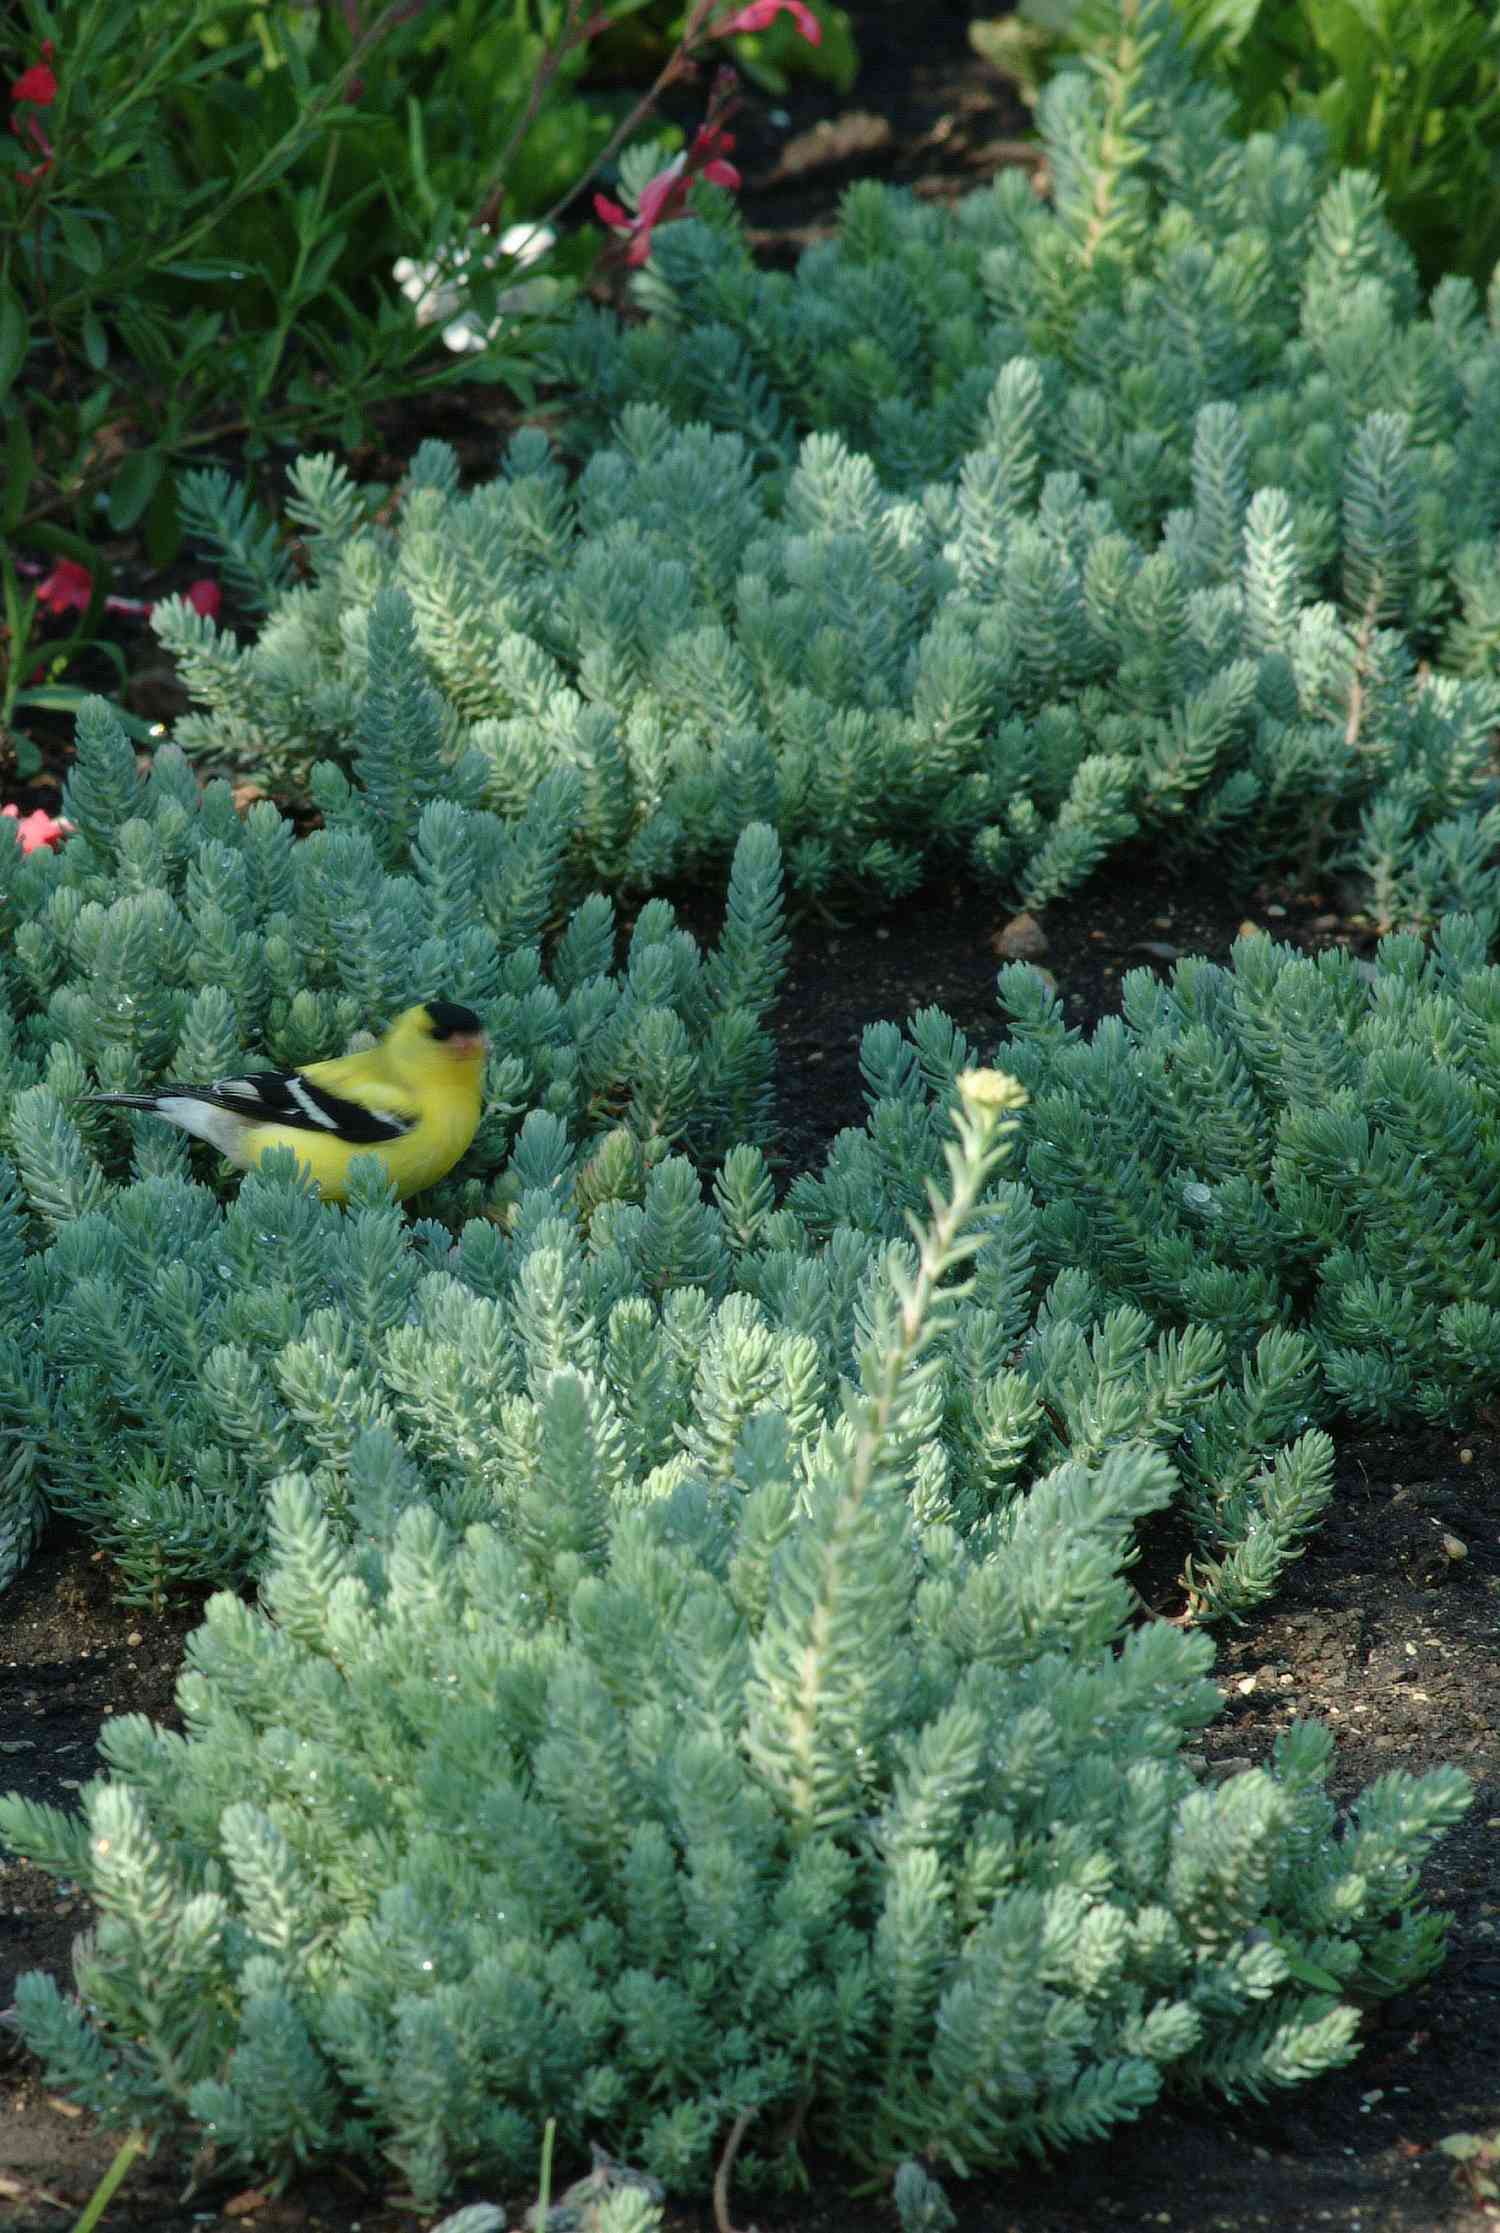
[5,4,1500,2229]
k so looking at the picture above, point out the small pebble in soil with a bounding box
[992,909,1048,959]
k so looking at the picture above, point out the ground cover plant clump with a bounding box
[6,674,1500,1623]
[0,1071,1471,2217]
[982,0,1500,290]
[155,0,1500,928]
[0,679,788,1596]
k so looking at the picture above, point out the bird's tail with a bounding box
[82,1091,163,1111]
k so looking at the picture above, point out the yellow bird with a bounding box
[86,999,488,1203]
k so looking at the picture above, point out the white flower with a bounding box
[393,223,556,353]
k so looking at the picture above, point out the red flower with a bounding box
[10,62,57,103]
[595,125,741,266]
[689,122,741,190]
[35,559,92,615]
[9,43,56,182]
[184,577,222,619]
[10,56,57,106]
[715,0,821,43]
[2,804,72,855]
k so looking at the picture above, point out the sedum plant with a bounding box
[986,914,1500,1430]
[4,625,1499,1616]
[0,670,787,1593]
[975,0,1500,291]
[3,649,1499,1611]
[555,0,1494,532]
[156,0,1500,924]
[0,1075,1471,2215]
[647,905,1500,1618]
[156,403,1500,925]
[792,914,1500,1604]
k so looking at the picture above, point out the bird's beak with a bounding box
[448,1030,488,1059]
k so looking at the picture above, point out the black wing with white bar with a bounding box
[177,1068,415,1143]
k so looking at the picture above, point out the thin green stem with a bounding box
[253,131,343,408]
[469,0,594,226]
[536,2114,557,2222]
[494,0,731,249]
[69,2128,148,2233]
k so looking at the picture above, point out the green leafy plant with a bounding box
[1,0,854,542]
[1,0,592,537]
[2,539,123,775]
[0,0,565,772]
[1,0,852,772]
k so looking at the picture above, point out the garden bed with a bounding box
[4,4,1500,2227]
[4,854,1499,2233]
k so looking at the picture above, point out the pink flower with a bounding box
[100,576,224,621]
[596,125,741,266]
[35,559,92,615]
[715,0,820,43]
[184,577,222,619]
[593,191,639,256]
[2,805,72,855]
